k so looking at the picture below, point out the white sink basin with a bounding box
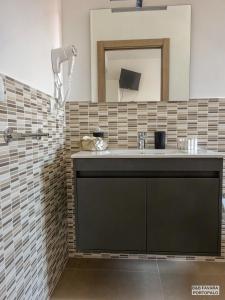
[71,148,223,159]
[102,149,186,155]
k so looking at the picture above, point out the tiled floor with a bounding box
[51,258,225,300]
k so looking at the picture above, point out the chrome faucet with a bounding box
[138,132,147,150]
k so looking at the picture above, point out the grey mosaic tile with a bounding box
[0,75,68,300]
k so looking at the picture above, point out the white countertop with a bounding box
[71,149,224,159]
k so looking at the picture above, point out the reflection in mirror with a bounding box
[97,39,169,103]
[105,49,161,102]
[90,6,191,102]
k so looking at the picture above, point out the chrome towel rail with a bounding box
[4,127,50,144]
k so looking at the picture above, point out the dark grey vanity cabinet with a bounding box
[147,178,220,256]
[77,178,146,252]
[74,158,223,256]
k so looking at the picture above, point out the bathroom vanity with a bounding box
[72,149,223,256]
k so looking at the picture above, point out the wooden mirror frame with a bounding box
[97,38,170,103]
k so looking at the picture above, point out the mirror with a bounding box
[98,39,169,102]
[90,5,191,102]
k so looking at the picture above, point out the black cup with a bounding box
[136,0,143,8]
[155,131,166,149]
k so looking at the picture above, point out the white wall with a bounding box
[62,0,225,101]
[0,0,62,96]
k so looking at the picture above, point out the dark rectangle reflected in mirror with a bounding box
[119,68,141,91]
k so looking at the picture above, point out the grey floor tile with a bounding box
[158,260,225,276]
[159,272,202,300]
[191,274,225,300]
[158,261,225,300]
[67,258,158,273]
[160,273,225,300]
[52,260,163,300]
[52,259,225,300]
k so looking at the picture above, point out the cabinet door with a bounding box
[77,178,146,252]
[147,178,220,256]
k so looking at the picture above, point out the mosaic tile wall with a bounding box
[0,75,68,300]
[65,100,225,262]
